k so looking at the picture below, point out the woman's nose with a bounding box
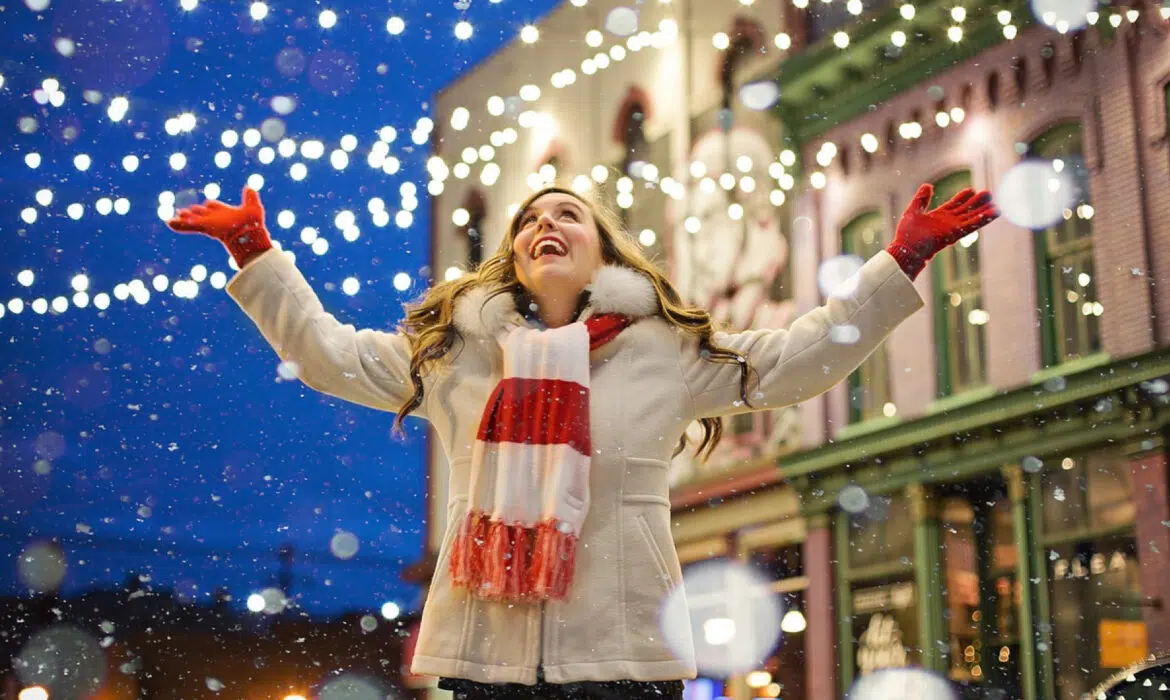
[535,213,556,231]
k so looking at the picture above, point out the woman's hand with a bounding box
[167,186,273,268]
[886,183,1000,280]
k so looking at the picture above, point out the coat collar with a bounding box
[452,264,659,339]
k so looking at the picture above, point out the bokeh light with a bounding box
[660,559,783,677]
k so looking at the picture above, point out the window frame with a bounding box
[841,211,893,423]
[930,170,987,398]
[1028,122,1100,368]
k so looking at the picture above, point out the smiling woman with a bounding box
[165,178,995,697]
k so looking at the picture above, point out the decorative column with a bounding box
[803,514,837,700]
[1126,437,1170,655]
[908,483,947,673]
[835,508,855,697]
[1003,465,1038,700]
[1004,463,1053,700]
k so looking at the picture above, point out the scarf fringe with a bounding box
[449,511,578,603]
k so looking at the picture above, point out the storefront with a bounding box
[782,349,1170,700]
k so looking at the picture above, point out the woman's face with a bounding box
[511,191,604,299]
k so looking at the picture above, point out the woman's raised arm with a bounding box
[678,183,997,420]
[168,187,426,419]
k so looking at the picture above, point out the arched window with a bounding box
[1029,123,1100,367]
[842,212,892,423]
[931,170,988,397]
[612,88,653,226]
[620,103,648,177]
[459,190,487,270]
[718,18,765,109]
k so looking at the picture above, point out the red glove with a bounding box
[166,186,273,268]
[886,183,1000,281]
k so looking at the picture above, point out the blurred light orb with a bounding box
[454,20,474,40]
[18,542,67,592]
[1022,455,1044,474]
[381,601,400,619]
[838,484,870,513]
[818,254,865,299]
[260,117,286,142]
[386,16,405,35]
[271,95,296,115]
[54,37,76,57]
[300,140,325,159]
[73,154,90,171]
[319,10,337,28]
[330,531,359,559]
[739,80,780,110]
[275,47,307,78]
[14,625,106,698]
[996,159,1080,229]
[829,324,861,345]
[169,153,187,170]
[256,587,287,614]
[18,687,48,700]
[249,2,268,21]
[180,0,198,10]
[848,668,957,700]
[342,277,360,296]
[660,559,783,677]
[393,272,412,291]
[276,361,300,380]
[1030,0,1096,31]
[605,7,639,36]
[25,0,51,12]
[26,153,42,168]
[122,155,139,172]
[318,675,388,700]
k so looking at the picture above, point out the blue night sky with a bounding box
[0,0,560,618]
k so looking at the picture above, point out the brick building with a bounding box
[416,1,1170,699]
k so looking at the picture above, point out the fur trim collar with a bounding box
[453,264,658,338]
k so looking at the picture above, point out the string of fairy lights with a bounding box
[431,0,1158,259]
[5,0,1163,323]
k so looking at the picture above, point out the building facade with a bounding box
[416,1,1170,699]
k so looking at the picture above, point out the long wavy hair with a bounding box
[391,185,758,462]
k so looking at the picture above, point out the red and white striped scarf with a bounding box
[448,312,633,602]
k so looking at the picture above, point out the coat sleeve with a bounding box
[677,249,924,420]
[225,248,426,420]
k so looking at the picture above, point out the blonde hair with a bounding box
[391,185,758,462]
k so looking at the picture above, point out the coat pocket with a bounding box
[634,512,674,590]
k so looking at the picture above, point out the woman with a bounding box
[168,182,997,699]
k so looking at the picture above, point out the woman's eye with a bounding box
[561,211,578,220]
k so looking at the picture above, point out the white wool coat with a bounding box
[225,247,924,685]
